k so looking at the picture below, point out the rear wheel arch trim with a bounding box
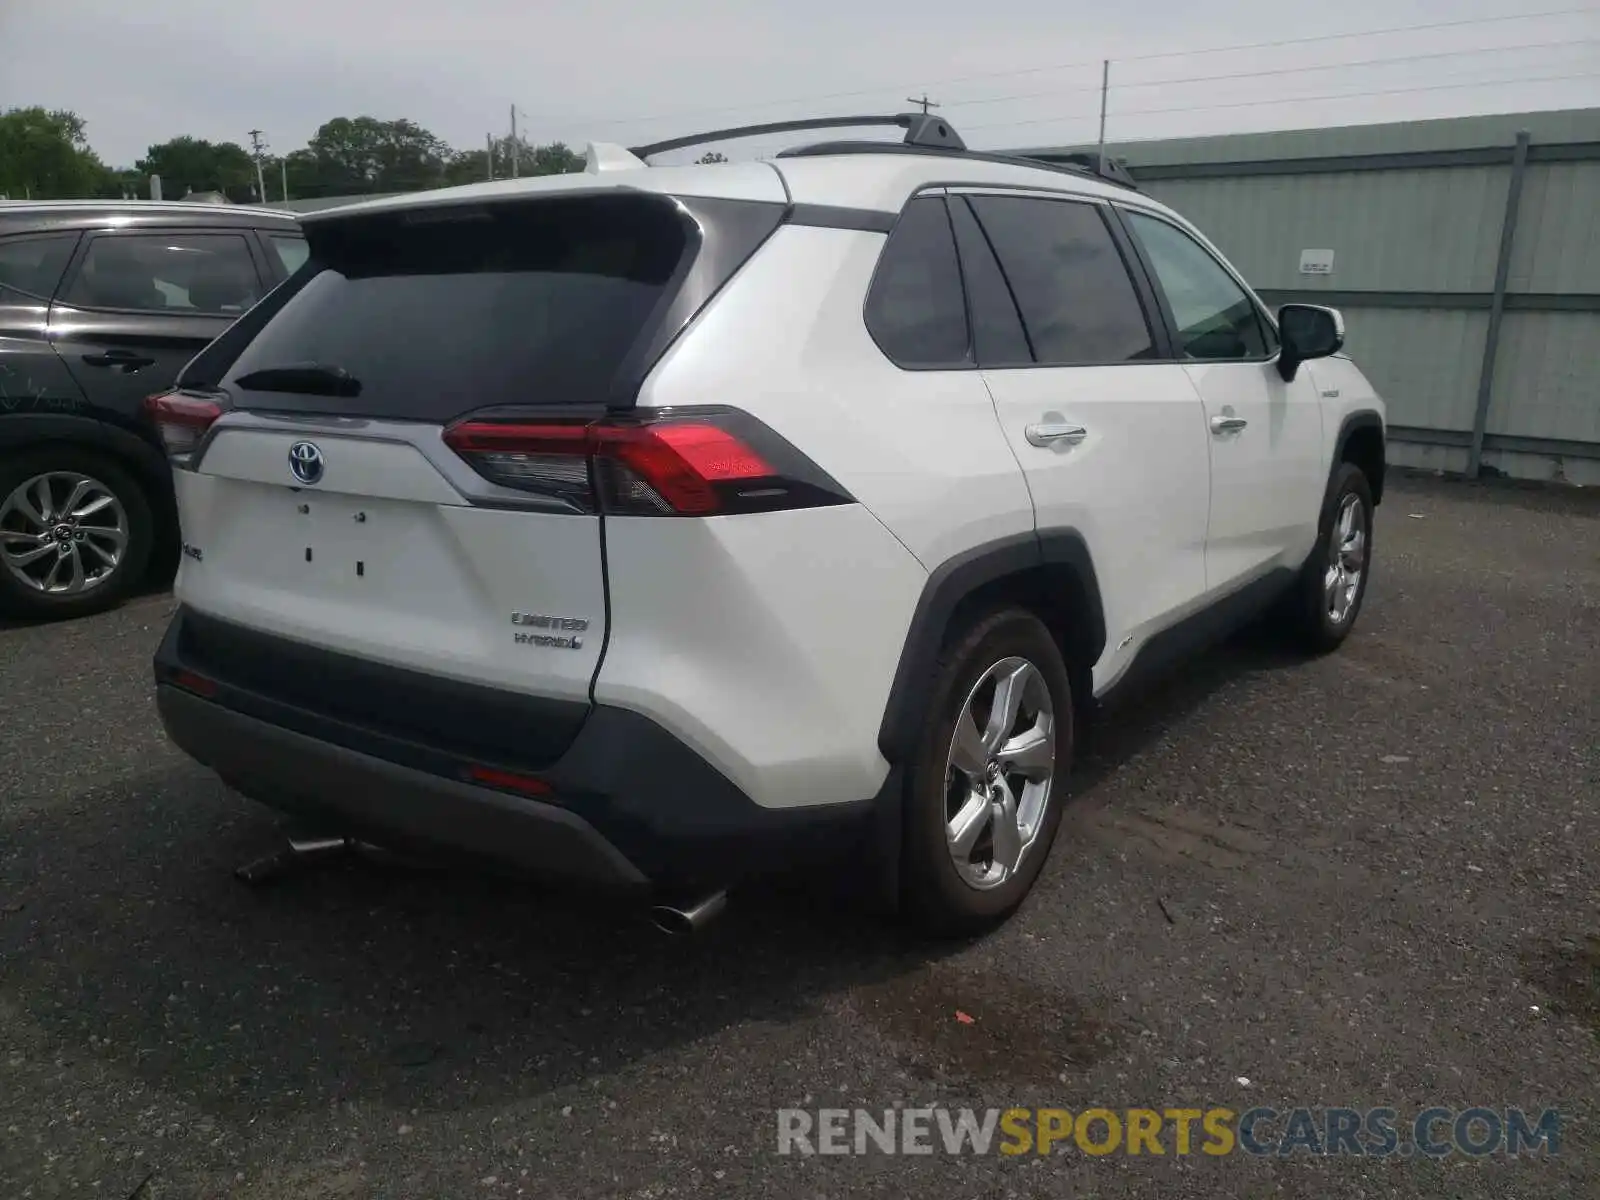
[876,529,1105,764]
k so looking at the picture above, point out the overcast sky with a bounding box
[3,0,1597,166]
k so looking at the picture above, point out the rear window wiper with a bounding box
[233,363,362,397]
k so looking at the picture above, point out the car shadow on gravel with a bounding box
[0,624,1306,1134]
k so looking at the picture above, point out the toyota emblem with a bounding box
[288,441,325,485]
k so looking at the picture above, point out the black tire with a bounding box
[1280,461,1375,654]
[0,445,154,621]
[900,607,1073,937]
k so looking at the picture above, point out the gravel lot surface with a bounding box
[2,474,1597,1199]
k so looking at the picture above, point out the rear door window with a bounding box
[0,233,81,301]
[864,195,971,369]
[966,194,1156,366]
[222,194,692,421]
[60,233,263,314]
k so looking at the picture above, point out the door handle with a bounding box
[82,350,157,371]
[1024,422,1088,447]
[1209,415,1249,434]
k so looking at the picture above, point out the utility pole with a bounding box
[509,105,518,178]
[1096,61,1110,167]
[281,158,289,203]
[487,132,495,181]
[247,129,269,203]
[906,94,940,116]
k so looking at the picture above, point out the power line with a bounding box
[548,6,1599,135]
[963,68,1600,133]
[1118,6,1597,63]
[939,37,1600,111]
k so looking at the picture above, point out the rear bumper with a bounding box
[158,683,650,890]
[154,607,881,892]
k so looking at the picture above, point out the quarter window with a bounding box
[61,233,262,315]
[947,197,1031,367]
[965,194,1155,366]
[1123,211,1270,360]
[268,233,310,276]
[864,195,971,368]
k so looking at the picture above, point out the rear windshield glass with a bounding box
[221,193,691,420]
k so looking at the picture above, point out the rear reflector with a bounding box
[442,407,850,517]
[169,668,219,698]
[464,765,553,797]
[144,391,227,461]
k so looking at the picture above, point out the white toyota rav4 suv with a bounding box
[147,114,1385,936]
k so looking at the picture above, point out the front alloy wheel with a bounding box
[1325,491,1366,626]
[1281,461,1374,654]
[0,471,131,597]
[0,449,154,620]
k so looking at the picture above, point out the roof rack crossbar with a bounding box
[629,112,965,159]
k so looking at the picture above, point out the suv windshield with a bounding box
[221,193,692,421]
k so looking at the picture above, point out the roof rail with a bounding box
[629,112,965,159]
[626,112,1140,192]
[1018,151,1140,190]
[773,140,1141,192]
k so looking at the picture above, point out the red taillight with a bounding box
[441,408,832,517]
[144,391,226,460]
[597,422,775,516]
[464,765,552,797]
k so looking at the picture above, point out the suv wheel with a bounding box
[1282,462,1374,653]
[0,448,153,621]
[900,608,1073,936]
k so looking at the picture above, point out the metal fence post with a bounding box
[1467,130,1531,478]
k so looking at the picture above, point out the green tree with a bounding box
[526,141,584,176]
[697,151,728,164]
[492,137,585,179]
[445,146,495,186]
[295,116,452,196]
[440,138,583,189]
[0,107,108,199]
[135,136,256,200]
[93,166,145,200]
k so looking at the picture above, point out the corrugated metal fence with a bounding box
[1024,109,1600,483]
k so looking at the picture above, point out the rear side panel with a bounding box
[583,219,1036,809]
[596,502,927,811]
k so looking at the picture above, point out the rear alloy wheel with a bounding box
[901,608,1072,936]
[0,450,153,620]
[944,656,1056,891]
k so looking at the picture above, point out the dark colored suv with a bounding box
[0,200,306,619]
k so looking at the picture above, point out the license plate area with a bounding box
[284,490,423,591]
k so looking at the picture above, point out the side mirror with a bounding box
[1276,303,1345,382]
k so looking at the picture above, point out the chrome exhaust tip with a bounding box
[648,890,727,935]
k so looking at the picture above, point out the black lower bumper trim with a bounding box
[158,684,651,891]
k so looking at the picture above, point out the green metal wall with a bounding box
[1015,108,1600,483]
